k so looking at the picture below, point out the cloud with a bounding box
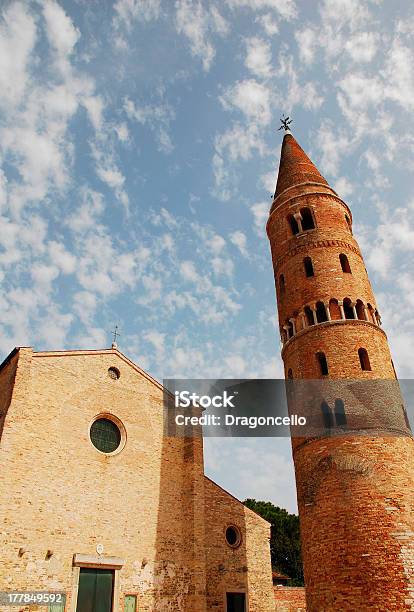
[230,231,248,257]
[220,79,272,125]
[43,0,80,61]
[124,96,174,153]
[344,31,378,63]
[225,0,297,21]
[251,201,269,236]
[245,37,273,78]
[175,0,228,71]
[113,0,161,30]
[0,2,37,109]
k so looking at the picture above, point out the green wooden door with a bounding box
[76,568,115,612]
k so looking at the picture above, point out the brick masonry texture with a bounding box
[0,348,275,612]
[273,586,306,611]
[267,133,414,612]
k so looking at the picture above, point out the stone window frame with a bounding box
[71,554,124,612]
[108,366,121,380]
[88,413,127,457]
[224,524,242,549]
[224,589,249,612]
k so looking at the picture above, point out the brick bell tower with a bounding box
[266,128,414,611]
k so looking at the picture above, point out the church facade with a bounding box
[0,347,275,612]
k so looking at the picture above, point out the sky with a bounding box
[1,0,414,513]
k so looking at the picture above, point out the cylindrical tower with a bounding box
[267,131,414,611]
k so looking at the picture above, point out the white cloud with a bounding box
[48,241,77,274]
[220,79,272,125]
[295,27,317,65]
[225,0,297,21]
[245,37,273,78]
[344,31,378,63]
[334,176,354,199]
[43,0,80,60]
[251,201,269,236]
[212,123,267,201]
[175,0,218,71]
[0,2,36,109]
[230,231,248,257]
[113,0,161,30]
[256,13,279,36]
[124,97,174,153]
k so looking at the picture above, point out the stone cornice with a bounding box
[273,237,362,271]
[281,319,387,358]
[268,183,353,229]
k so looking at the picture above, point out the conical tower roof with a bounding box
[274,132,328,199]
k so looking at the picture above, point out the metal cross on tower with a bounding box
[278,114,293,131]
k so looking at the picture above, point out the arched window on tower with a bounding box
[287,214,299,235]
[321,401,333,429]
[339,253,352,273]
[358,348,371,371]
[329,298,342,320]
[279,274,285,296]
[317,352,329,376]
[343,298,355,319]
[334,399,347,427]
[345,214,352,233]
[300,207,315,230]
[286,320,294,339]
[287,368,293,379]
[316,301,328,323]
[355,299,365,320]
[303,256,314,277]
[304,306,314,326]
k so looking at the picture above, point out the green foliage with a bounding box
[243,499,304,586]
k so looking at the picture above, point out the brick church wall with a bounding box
[203,478,275,612]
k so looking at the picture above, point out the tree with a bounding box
[243,499,304,586]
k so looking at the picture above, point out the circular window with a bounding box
[108,367,120,380]
[90,418,122,454]
[225,525,242,548]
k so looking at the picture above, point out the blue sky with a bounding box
[1,0,414,512]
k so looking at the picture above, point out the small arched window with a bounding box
[345,214,352,233]
[329,298,341,320]
[288,215,299,235]
[287,320,294,339]
[321,401,333,429]
[339,253,351,273]
[317,352,328,376]
[279,274,285,295]
[355,299,365,320]
[304,306,314,326]
[304,257,314,277]
[287,368,293,379]
[334,399,347,427]
[343,298,355,319]
[300,207,315,231]
[358,348,371,371]
[316,301,328,323]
